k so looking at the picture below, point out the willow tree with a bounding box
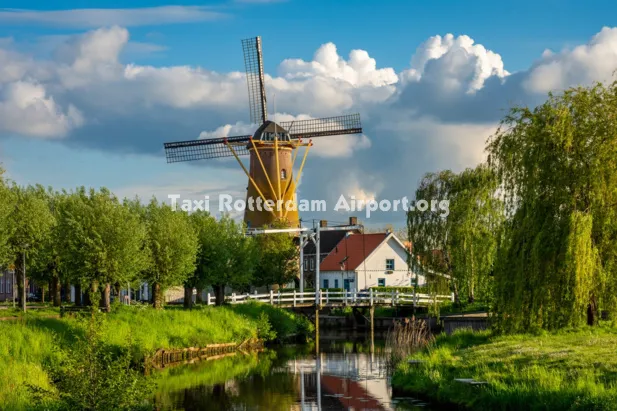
[407,165,502,305]
[487,81,617,331]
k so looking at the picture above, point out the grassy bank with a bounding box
[392,328,617,410]
[0,302,312,410]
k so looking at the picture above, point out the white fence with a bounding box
[204,289,454,307]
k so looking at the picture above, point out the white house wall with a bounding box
[320,235,425,292]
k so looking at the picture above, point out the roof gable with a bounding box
[319,233,387,271]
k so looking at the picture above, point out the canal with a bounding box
[152,330,432,410]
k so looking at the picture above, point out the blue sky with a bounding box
[0,1,616,227]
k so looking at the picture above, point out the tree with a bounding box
[8,185,54,311]
[0,168,15,269]
[28,187,64,306]
[487,81,617,331]
[253,220,299,289]
[192,213,256,306]
[57,188,148,311]
[143,198,198,309]
[407,165,502,305]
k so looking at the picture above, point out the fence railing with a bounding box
[204,289,454,307]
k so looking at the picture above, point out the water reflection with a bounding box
[153,332,430,410]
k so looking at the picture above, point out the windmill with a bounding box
[163,36,363,229]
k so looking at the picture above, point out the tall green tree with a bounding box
[27,187,65,306]
[487,81,617,331]
[143,198,198,309]
[8,184,54,311]
[0,168,15,269]
[253,220,299,290]
[192,213,256,306]
[408,165,502,304]
[57,188,148,311]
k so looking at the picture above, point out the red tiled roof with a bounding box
[319,233,387,271]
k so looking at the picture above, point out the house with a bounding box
[318,231,425,292]
[0,269,15,302]
[300,217,362,288]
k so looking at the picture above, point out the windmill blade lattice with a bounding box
[164,135,252,163]
[281,114,362,139]
[242,36,268,125]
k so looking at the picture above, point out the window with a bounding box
[310,258,315,270]
[281,169,287,180]
[378,278,386,287]
[303,258,309,271]
[323,279,329,289]
[0,276,4,293]
[386,259,395,271]
[334,279,339,289]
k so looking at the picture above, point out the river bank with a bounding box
[391,327,617,410]
[0,302,312,410]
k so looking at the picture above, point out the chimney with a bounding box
[349,216,357,225]
[320,220,328,227]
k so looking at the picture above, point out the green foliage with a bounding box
[0,167,15,267]
[408,164,502,308]
[392,328,617,410]
[229,301,314,341]
[253,220,298,288]
[487,81,617,331]
[143,198,198,308]
[43,315,154,411]
[191,212,257,303]
[57,188,149,308]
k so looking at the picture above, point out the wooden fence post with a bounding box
[232,293,236,304]
[395,290,400,306]
[270,290,274,305]
[370,288,373,306]
[206,293,211,306]
[293,290,297,307]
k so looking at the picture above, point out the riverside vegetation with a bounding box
[0,302,312,410]
[394,80,617,410]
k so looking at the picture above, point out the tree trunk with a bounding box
[13,257,24,311]
[114,282,121,298]
[41,287,45,304]
[74,283,82,306]
[183,286,193,309]
[213,284,225,306]
[62,281,71,303]
[100,283,111,312]
[52,274,61,307]
[195,288,204,304]
[87,280,100,309]
[152,282,163,309]
[587,295,598,326]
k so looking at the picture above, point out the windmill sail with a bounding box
[242,36,268,125]
[281,114,362,139]
[164,135,252,163]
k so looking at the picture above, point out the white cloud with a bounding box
[0,6,226,29]
[280,42,398,87]
[524,26,617,94]
[401,33,509,93]
[0,81,83,138]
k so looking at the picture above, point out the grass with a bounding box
[392,327,617,410]
[0,303,311,410]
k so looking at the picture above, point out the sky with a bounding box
[0,0,617,229]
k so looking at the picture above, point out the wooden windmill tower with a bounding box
[164,36,363,228]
